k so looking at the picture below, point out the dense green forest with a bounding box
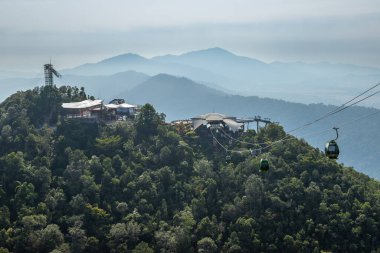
[1,85,380,253]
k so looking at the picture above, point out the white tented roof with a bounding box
[192,119,208,130]
[224,118,243,132]
[192,113,235,121]
[62,100,103,109]
[105,103,137,109]
[191,112,243,132]
[104,104,118,109]
[192,113,221,121]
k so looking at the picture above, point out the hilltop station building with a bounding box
[191,113,244,133]
[62,98,138,121]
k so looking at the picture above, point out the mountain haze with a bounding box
[0,71,149,102]
[0,77,43,102]
[122,74,225,116]
[56,70,150,101]
[1,48,380,178]
[117,74,380,179]
[1,68,379,179]
[62,47,380,107]
[61,52,227,89]
[2,47,380,107]
[1,86,380,252]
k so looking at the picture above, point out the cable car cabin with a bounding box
[325,140,340,159]
[260,159,270,172]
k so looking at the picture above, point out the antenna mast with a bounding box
[44,62,62,86]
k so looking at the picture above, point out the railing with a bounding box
[65,113,97,119]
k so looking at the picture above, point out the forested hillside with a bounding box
[1,86,380,253]
[125,74,380,179]
[2,65,380,178]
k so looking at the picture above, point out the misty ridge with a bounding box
[3,1,380,251]
[1,47,380,179]
[2,47,380,107]
[61,47,380,107]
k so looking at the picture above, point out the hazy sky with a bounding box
[1,0,380,72]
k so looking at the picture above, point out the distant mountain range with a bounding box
[61,47,380,107]
[0,71,150,102]
[1,48,380,178]
[3,47,380,106]
[122,74,380,179]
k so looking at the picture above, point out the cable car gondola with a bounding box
[260,159,270,172]
[325,127,340,159]
[325,140,339,159]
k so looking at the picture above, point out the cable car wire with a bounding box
[218,127,294,153]
[209,82,380,156]
[287,83,380,134]
[219,127,264,146]
[259,109,380,152]
[210,128,234,153]
[258,108,380,150]
[299,109,380,139]
[310,90,380,123]
[217,108,380,154]
[218,83,380,149]
[328,82,380,113]
[210,129,250,154]
[287,91,379,134]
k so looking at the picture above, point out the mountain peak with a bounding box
[150,73,194,83]
[99,53,147,64]
[183,47,235,57]
[205,47,233,53]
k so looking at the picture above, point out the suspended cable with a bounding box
[209,82,380,155]
[323,82,380,117]
[220,107,380,153]
[219,127,260,145]
[210,129,246,154]
[287,84,380,134]
[219,84,380,150]
[210,128,230,152]
[256,109,380,152]
[322,91,380,118]
[329,81,379,108]
[257,108,380,151]
[300,109,380,139]
[255,135,294,151]
[219,127,285,150]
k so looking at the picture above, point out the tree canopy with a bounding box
[0,86,380,252]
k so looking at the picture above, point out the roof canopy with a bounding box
[191,113,243,132]
[62,100,103,109]
[105,103,137,109]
